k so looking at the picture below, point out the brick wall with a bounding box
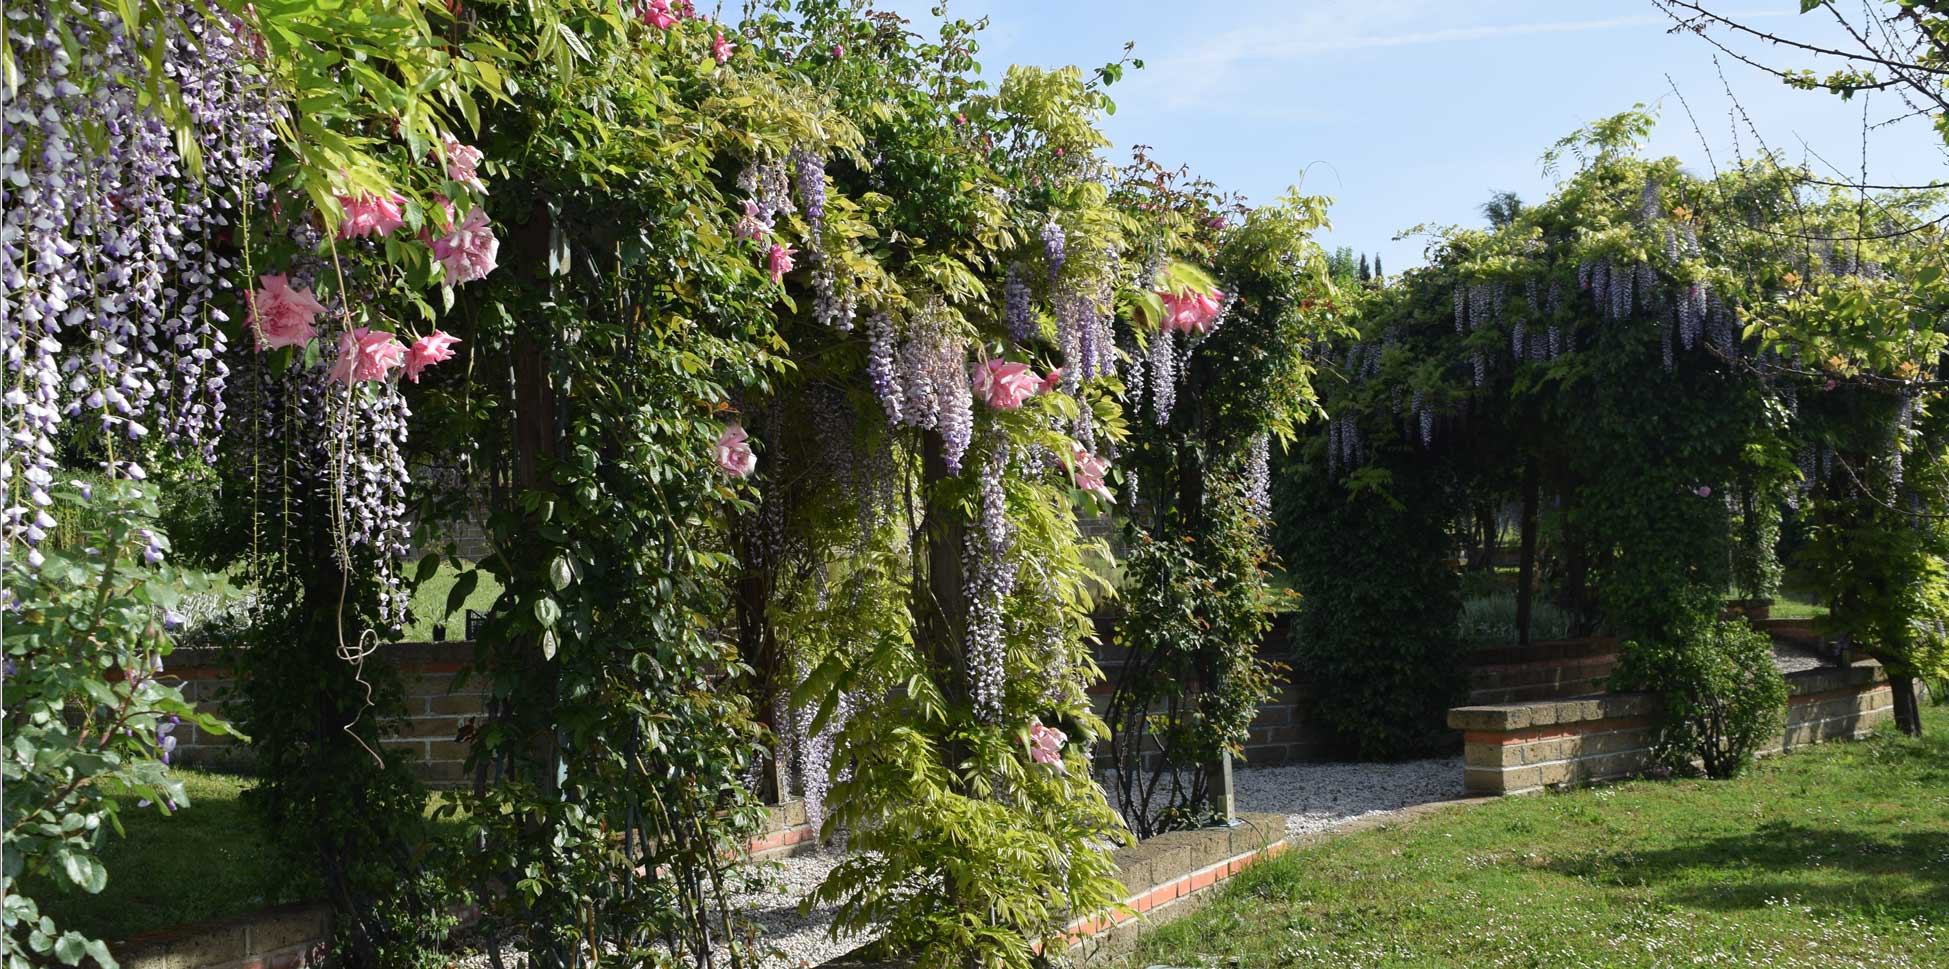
[116,902,330,969]
[171,619,1654,785]
[1088,614,1336,769]
[168,641,486,788]
[1449,662,1894,794]
[1464,637,1619,705]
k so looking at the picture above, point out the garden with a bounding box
[3,2,1947,968]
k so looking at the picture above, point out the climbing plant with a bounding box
[1103,156,1338,832]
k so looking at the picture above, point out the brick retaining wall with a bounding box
[171,625,1719,785]
[168,642,485,788]
[1464,637,1618,705]
[1448,662,1893,794]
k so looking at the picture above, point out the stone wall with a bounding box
[1448,662,1893,795]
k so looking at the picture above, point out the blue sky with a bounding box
[918,1,1948,270]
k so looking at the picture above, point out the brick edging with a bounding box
[1060,839,1290,947]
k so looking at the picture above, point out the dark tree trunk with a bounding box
[1891,673,1924,737]
[919,429,969,724]
[732,517,785,802]
[1516,459,1540,646]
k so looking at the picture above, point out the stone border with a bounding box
[1448,662,1892,794]
[1064,811,1287,964]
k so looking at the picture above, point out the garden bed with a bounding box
[1117,706,1949,968]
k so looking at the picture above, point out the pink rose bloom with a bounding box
[248,274,326,350]
[432,207,500,285]
[441,134,486,193]
[329,327,408,385]
[337,192,407,240]
[715,424,757,477]
[831,43,845,58]
[766,243,796,284]
[639,0,675,29]
[973,359,1041,411]
[1027,720,1067,771]
[1696,485,1713,498]
[712,30,734,64]
[404,330,462,383]
[1071,447,1112,504]
[736,200,769,242]
[1039,369,1063,393]
[1159,287,1225,335]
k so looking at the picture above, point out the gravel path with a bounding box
[453,758,1474,967]
[1232,755,1469,838]
[733,847,861,969]
[739,757,1471,966]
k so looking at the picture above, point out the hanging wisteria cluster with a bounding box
[963,444,1013,721]
[869,302,974,472]
[1326,413,1365,475]
[1146,330,1177,425]
[1057,284,1116,396]
[2,5,277,552]
[1003,264,1035,343]
[776,666,854,829]
[1243,432,1270,517]
[1040,219,1066,285]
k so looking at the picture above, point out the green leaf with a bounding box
[533,597,561,629]
[445,569,480,618]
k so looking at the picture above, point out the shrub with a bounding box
[1278,459,1466,760]
[2,481,235,965]
[1613,617,1788,778]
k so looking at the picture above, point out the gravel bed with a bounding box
[1231,755,1469,839]
[731,846,861,969]
[1772,640,1830,675]
[450,758,1478,966]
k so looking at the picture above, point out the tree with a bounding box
[1656,1,1949,161]
[1358,252,1372,282]
[1481,190,1525,227]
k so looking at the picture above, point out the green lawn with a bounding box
[29,772,317,941]
[403,560,504,641]
[1769,588,1831,621]
[1124,707,1949,968]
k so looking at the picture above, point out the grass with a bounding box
[1769,587,1831,621]
[1123,706,1949,968]
[31,770,465,942]
[30,771,317,941]
[402,560,504,641]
